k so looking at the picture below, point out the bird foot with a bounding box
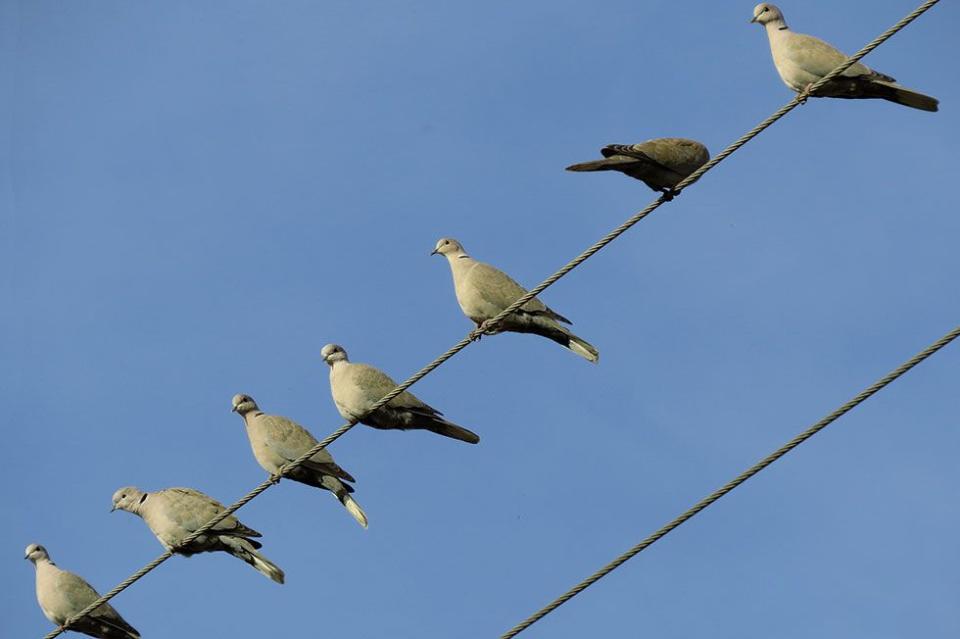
[479,320,500,336]
[660,188,677,202]
[269,473,283,485]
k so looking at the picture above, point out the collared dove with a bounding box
[320,343,480,444]
[25,544,140,639]
[566,138,710,196]
[750,3,938,112]
[231,393,369,529]
[431,238,599,363]
[111,486,285,584]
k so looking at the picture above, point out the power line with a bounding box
[500,324,960,638]
[43,0,943,636]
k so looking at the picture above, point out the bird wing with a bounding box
[782,31,874,79]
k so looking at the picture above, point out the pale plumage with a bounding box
[320,344,480,444]
[432,238,599,363]
[111,486,285,584]
[231,394,369,528]
[25,544,140,639]
[751,3,938,112]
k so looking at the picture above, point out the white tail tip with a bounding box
[343,494,369,529]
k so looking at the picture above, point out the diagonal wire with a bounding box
[500,324,960,638]
[43,0,942,636]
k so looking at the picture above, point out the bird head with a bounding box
[231,393,258,415]
[321,343,349,366]
[431,237,465,257]
[24,544,49,563]
[750,3,784,25]
[111,486,145,513]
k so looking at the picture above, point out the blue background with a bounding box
[3,1,958,637]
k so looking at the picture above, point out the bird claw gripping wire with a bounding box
[470,320,500,341]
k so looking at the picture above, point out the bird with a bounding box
[750,3,938,112]
[566,138,710,196]
[25,544,140,639]
[231,393,369,528]
[431,238,599,363]
[320,343,480,444]
[111,486,285,584]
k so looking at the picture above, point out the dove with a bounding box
[566,138,710,196]
[231,393,369,528]
[320,343,480,444]
[111,486,285,584]
[751,3,938,112]
[25,544,140,639]
[431,238,599,363]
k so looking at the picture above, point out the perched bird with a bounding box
[25,544,140,639]
[231,393,369,528]
[566,138,710,196]
[320,343,480,444]
[431,238,599,363]
[750,3,938,112]
[111,486,285,584]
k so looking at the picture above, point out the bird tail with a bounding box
[76,615,140,639]
[426,418,481,444]
[566,332,600,363]
[816,76,938,112]
[881,84,939,112]
[221,536,285,584]
[327,480,369,528]
[566,158,630,172]
[535,322,599,363]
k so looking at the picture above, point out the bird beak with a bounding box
[749,15,758,23]
[110,505,116,512]
[231,405,238,413]
[430,248,439,256]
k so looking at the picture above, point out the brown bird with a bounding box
[566,138,710,197]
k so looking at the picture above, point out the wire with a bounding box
[43,0,943,636]
[500,324,960,638]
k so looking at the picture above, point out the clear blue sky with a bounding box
[3,1,958,637]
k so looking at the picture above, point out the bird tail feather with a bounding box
[427,418,481,444]
[533,320,599,363]
[75,616,140,639]
[222,537,285,584]
[330,484,369,528]
[815,77,938,112]
[883,85,939,112]
[567,333,600,363]
[566,158,629,172]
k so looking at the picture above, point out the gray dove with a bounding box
[111,486,285,584]
[26,544,140,639]
[320,343,480,444]
[431,238,599,363]
[566,138,710,196]
[231,393,369,528]
[751,3,938,112]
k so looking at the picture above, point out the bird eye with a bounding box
[762,6,769,11]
